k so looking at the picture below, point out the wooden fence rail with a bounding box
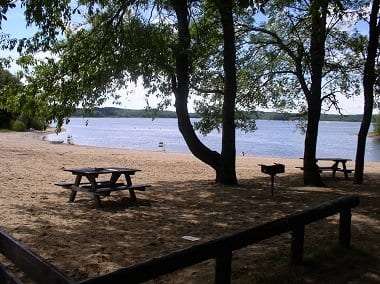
[0,227,74,284]
[81,195,360,284]
[0,195,359,284]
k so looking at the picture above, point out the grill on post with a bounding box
[259,163,285,195]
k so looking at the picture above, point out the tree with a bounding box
[240,0,362,186]
[19,0,254,184]
[216,0,239,184]
[354,0,380,184]
[0,1,73,129]
[305,0,329,186]
[0,60,51,131]
[0,68,19,128]
[170,0,225,182]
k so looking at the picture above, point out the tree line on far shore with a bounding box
[0,0,380,186]
[72,107,370,123]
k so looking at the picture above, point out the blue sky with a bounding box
[0,3,369,114]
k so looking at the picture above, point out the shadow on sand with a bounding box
[7,171,380,283]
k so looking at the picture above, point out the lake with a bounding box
[48,118,380,161]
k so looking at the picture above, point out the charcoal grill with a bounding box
[259,163,285,195]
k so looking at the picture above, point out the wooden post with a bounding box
[291,225,305,265]
[339,208,351,248]
[215,250,232,284]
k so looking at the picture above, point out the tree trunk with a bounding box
[304,100,323,186]
[354,0,380,184]
[217,0,238,185]
[303,0,328,186]
[171,0,223,182]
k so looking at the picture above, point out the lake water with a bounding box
[48,118,380,161]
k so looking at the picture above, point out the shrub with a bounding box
[0,110,13,129]
[29,118,48,130]
[375,115,380,135]
[10,120,26,132]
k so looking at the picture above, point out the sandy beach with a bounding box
[0,131,379,283]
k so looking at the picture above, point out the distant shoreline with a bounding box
[73,107,367,122]
[34,130,380,162]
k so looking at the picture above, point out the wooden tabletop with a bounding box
[64,167,141,175]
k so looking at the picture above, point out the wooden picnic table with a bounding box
[55,167,150,207]
[299,158,353,179]
[316,158,352,179]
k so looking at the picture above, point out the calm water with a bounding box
[48,118,380,161]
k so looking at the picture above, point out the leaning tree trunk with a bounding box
[303,0,328,186]
[171,0,223,182]
[217,0,238,185]
[354,0,380,184]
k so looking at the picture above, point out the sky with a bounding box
[0,3,372,115]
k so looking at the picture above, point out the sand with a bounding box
[0,131,379,283]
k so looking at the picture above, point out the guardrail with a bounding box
[0,227,73,284]
[0,195,360,284]
[81,195,360,284]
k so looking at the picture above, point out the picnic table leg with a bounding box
[342,162,349,180]
[87,175,101,208]
[107,173,121,197]
[124,174,132,186]
[332,161,339,178]
[69,175,81,202]
[124,174,137,202]
[110,173,121,186]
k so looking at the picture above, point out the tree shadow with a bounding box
[4,171,380,283]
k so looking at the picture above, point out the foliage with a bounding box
[189,1,264,134]
[243,0,364,114]
[0,0,72,53]
[10,119,26,131]
[178,0,365,135]
[14,1,265,134]
[21,5,178,130]
[0,68,21,128]
[0,66,49,130]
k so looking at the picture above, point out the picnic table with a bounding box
[298,158,353,179]
[55,167,150,207]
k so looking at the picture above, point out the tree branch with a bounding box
[249,27,298,62]
[190,83,223,95]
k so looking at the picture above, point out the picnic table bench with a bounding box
[55,167,150,207]
[297,158,353,179]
